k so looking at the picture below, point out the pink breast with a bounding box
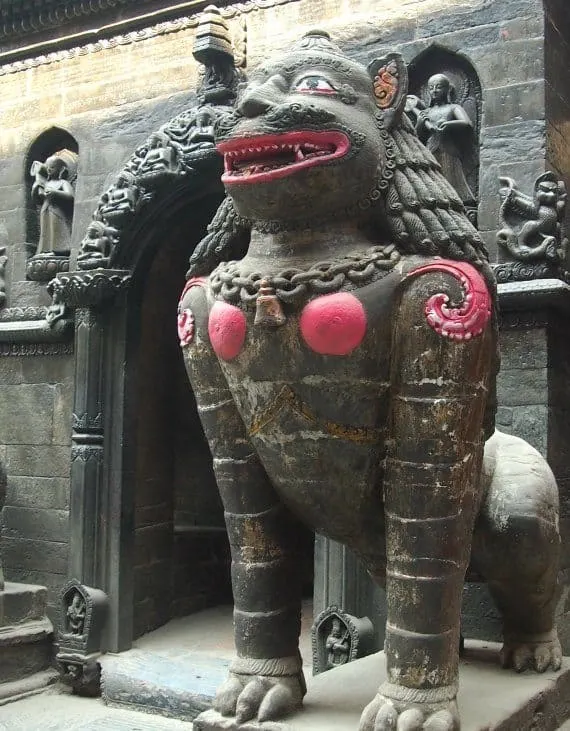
[300,293,367,356]
[208,301,247,360]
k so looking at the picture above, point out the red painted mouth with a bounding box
[217,130,350,184]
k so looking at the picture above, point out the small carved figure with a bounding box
[99,171,139,224]
[30,149,77,256]
[325,618,351,667]
[415,73,476,206]
[497,173,568,262]
[67,591,87,635]
[77,219,119,269]
[184,31,561,731]
[137,131,185,185]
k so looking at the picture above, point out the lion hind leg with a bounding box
[474,430,561,672]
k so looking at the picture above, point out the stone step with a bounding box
[100,649,230,721]
[0,582,49,627]
[0,583,53,690]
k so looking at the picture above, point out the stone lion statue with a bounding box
[179,31,561,731]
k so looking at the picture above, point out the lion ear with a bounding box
[368,53,408,127]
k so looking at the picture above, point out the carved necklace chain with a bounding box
[209,243,401,307]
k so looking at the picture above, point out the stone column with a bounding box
[47,270,131,640]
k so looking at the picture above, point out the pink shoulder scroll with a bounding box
[406,259,491,341]
[177,277,206,347]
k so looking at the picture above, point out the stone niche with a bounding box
[25,127,79,282]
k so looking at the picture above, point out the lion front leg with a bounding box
[181,283,306,728]
[360,262,496,731]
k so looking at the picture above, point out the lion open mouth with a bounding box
[218,130,350,184]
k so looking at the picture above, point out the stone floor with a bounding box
[0,689,195,730]
[1,605,570,730]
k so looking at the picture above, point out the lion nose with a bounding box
[237,75,287,118]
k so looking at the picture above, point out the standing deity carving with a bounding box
[30,149,78,257]
[414,74,476,207]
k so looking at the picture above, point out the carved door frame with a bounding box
[52,178,224,652]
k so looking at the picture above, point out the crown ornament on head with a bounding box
[290,30,345,57]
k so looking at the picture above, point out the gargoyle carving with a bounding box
[497,173,568,263]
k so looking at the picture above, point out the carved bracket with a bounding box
[47,269,131,309]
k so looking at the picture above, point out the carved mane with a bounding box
[187,112,493,295]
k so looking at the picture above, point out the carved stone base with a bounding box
[0,583,54,698]
[194,643,570,731]
[26,254,70,282]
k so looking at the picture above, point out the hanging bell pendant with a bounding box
[254,280,286,328]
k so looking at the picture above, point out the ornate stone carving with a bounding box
[47,269,131,308]
[71,445,104,463]
[0,306,48,321]
[28,149,77,281]
[495,173,569,283]
[0,342,73,356]
[183,28,561,731]
[77,5,241,271]
[56,579,108,697]
[312,606,375,675]
[0,0,292,53]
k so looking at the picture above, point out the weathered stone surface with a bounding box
[0,384,54,444]
[470,38,544,88]
[416,0,542,38]
[483,80,545,127]
[497,367,547,406]
[3,506,69,543]
[0,582,53,688]
[6,445,71,477]
[194,644,570,731]
[101,650,230,721]
[3,537,68,574]
[480,120,545,164]
[499,327,547,369]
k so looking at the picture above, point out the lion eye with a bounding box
[294,76,337,94]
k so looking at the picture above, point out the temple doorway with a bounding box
[124,192,314,643]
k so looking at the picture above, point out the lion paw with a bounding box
[214,671,305,724]
[359,693,459,731]
[500,630,562,673]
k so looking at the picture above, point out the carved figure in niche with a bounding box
[67,591,87,635]
[99,171,139,224]
[325,618,351,667]
[415,74,476,206]
[30,149,77,256]
[77,219,119,269]
[497,173,568,263]
[182,31,560,731]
